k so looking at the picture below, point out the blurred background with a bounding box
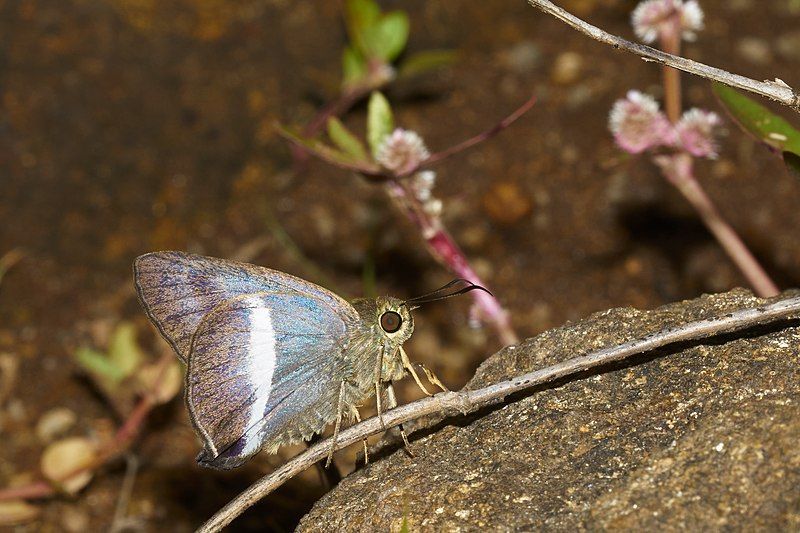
[1,0,799,530]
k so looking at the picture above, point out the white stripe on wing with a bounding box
[241,301,277,456]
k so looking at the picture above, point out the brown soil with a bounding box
[1,0,798,530]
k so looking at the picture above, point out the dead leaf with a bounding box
[40,437,97,495]
[0,500,40,525]
[137,359,183,405]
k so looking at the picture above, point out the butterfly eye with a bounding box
[380,311,402,333]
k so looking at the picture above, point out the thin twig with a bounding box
[524,0,800,112]
[197,293,800,532]
[110,454,140,533]
[418,94,538,170]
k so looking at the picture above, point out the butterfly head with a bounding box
[352,296,415,347]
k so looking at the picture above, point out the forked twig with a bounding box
[524,0,800,112]
[416,94,538,170]
[197,294,800,532]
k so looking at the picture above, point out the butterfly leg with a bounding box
[348,404,369,465]
[374,344,387,429]
[325,380,347,468]
[386,382,413,456]
[399,346,433,396]
[415,362,449,393]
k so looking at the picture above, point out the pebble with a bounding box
[736,37,772,64]
[61,506,90,532]
[775,31,800,61]
[36,407,77,442]
[550,52,583,85]
[482,181,532,225]
[502,41,542,73]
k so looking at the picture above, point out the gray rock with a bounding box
[298,289,800,532]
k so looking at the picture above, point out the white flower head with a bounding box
[632,0,705,44]
[609,90,674,154]
[675,108,721,158]
[423,198,443,218]
[375,128,430,175]
[411,170,436,202]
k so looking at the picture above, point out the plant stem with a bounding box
[651,17,778,298]
[660,24,682,124]
[386,181,519,346]
[655,154,779,297]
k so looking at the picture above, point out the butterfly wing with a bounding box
[133,251,352,362]
[186,290,359,469]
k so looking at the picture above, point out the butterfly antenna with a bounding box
[404,279,492,306]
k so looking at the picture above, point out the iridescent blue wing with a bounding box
[187,291,357,469]
[133,251,351,362]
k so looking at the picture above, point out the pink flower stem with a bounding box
[656,154,779,297]
[386,181,519,346]
[660,23,682,124]
[654,18,778,298]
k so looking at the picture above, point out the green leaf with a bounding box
[74,347,126,383]
[365,11,409,62]
[342,46,368,87]
[107,322,144,378]
[345,0,380,40]
[397,49,457,79]
[713,82,800,154]
[276,123,381,174]
[367,91,394,157]
[327,117,368,161]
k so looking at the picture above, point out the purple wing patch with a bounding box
[187,291,354,469]
[133,251,352,362]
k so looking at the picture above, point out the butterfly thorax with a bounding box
[345,296,414,396]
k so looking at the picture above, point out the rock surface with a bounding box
[298,289,800,531]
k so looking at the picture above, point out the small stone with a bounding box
[736,37,772,64]
[61,506,90,532]
[551,52,583,85]
[36,407,77,442]
[502,41,542,73]
[775,31,800,61]
[482,181,532,225]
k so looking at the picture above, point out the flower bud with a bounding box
[675,108,721,158]
[632,0,704,43]
[608,91,674,153]
[375,128,430,175]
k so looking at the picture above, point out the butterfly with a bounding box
[133,251,485,469]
